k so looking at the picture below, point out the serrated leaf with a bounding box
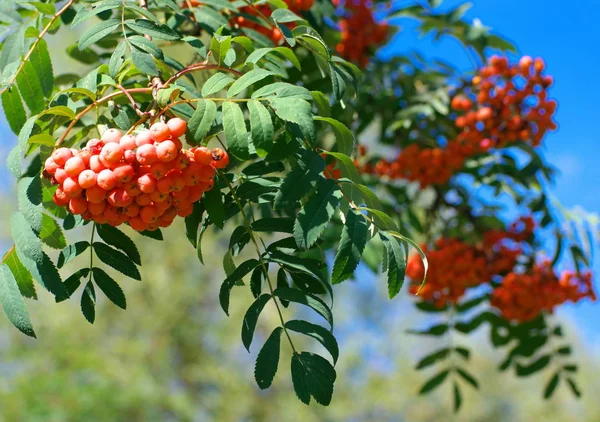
[201,73,235,97]
[227,69,276,98]
[379,232,407,298]
[314,117,354,156]
[138,228,163,240]
[92,242,141,280]
[245,47,301,70]
[131,47,158,76]
[96,224,141,265]
[188,99,217,142]
[78,19,120,50]
[219,259,259,315]
[252,82,312,100]
[38,214,67,249]
[273,287,333,328]
[419,370,449,395]
[294,178,341,249]
[108,40,126,78]
[202,183,224,228]
[55,268,89,303]
[250,266,264,298]
[17,177,42,232]
[291,352,336,406]
[222,101,249,160]
[57,241,90,269]
[286,320,339,363]
[270,97,314,140]
[80,281,96,323]
[332,210,369,284]
[242,293,271,351]
[0,264,35,337]
[7,146,22,179]
[252,217,294,233]
[2,88,26,134]
[248,99,273,157]
[3,248,36,299]
[125,19,180,40]
[416,348,450,369]
[320,151,360,182]
[71,0,121,27]
[274,149,324,211]
[255,327,282,389]
[29,39,53,97]
[92,267,126,309]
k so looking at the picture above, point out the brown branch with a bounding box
[116,84,151,117]
[55,87,153,148]
[0,0,76,96]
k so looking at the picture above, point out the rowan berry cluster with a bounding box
[365,56,557,187]
[491,261,596,322]
[44,118,229,232]
[407,217,534,307]
[230,0,314,44]
[333,0,389,66]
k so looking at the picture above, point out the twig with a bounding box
[163,62,244,87]
[0,0,76,96]
[116,84,152,117]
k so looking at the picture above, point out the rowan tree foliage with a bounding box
[0,0,596,410]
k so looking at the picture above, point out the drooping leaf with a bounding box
[125,19,180,40]
[0,264,35,337]
[38,214,67,250]
[379,232,407,298]
[294,178,342,249]
[544,373,560,399]
[285,320,339,363]
[202,183,225,228]
[273,287,333,329]
[188,99,217,142]
[29,39,53,97]
[92,242,141,280]
[416,348,450,369]
[274,149,324,211]
[291,352,336,406]
[241,293,271,351]
[248,99,274,156]
[3,248,36,299]
[222,101,250,160]
[270,97,315,141]
[201,73,235,97]
[78,19,121,50]
[96,225,141,265]
[331,210,369,284]
[254,327,283,389]
[16,61,45,114]
[219,259,260,315]
[2,88,26,134]
[57,241,90,269]
[80,281,96,324]
[227,69,276,98]
[92,267,126,310]
[419,370,450,395]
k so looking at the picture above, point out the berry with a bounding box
[63,177,83,198]
[52,148,73,166]
[113,163,135,183]
[150,121,171,142]
[86,185,107,203]
[97,169,118,191]
[89,155,106,173]
[137,174,157,194]
[135,130,154,147]
[193,147,213,165]
[120,134,136,150]
[78,169,97,189]
[136,144,158,165]
[53,188,70,206]
[211,148,229,169]
[64,156,86,178]
[156,140,178,162]
[100,143,124,165]
[101,128,122,144]
[68,197,88,215]
[167,117,187,137]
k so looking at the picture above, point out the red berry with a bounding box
[101,128,122,144]
[52,148,73,166]
[167,118,187,138]
[136,144,158,165]
[78,169,97,189]
[97,169,118,191]
[150,122,171,142]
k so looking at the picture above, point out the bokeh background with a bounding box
[0,1,599,420]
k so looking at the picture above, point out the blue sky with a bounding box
[380,0,600,339]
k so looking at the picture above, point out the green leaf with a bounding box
[270,98,314,140]
[7,146,22,179]
[456,368,479,389]
[268,251,326,282]
[219,259,259,315]
[55,268,89,303]
[128,35,163,59]
[92,242,141,280]
[17,177,42,232]
[131,47,158,76]
[209,33,232,65]
[544,373,560,399]
[291,352,336,405]
[331,210,369,284]
[2,88,26,134]
[11,212,65,297]
[71,0,121,27]
[228,69,276,98]
[92,267,126,310]
[453,382,462,412]
[294,178,341,249]
[96,225,141,265]
[57,241,90,268]
[188,99,217,142]
[314,118,354,156]
[320,151,360,182]
[379,232,407,298]
[138,229,163,240]
[408,323,449,336]
[416,348,450,370]
[202,184,224,229]
[38,214,67,249]
[222,101,249,160]
[285,320,339,363]
[242,293,271,351]
[252,217,294,233]
[108,40,127,78]
[3,248,36,299]
[566,378,581,398]
[274,149,324,211]
[80,281,96,324]
[271,8,305,23]
[273,287,333,328]
[250,266,264,298]
[0,264,35,337]
[254,327,283,389]
[252,82,312,100]
[125,19,180,40]
[245,47,301,70]
[29,39,53,97]
[516,355,551,377]
[78,19,121,50]
[201,73,235,97]
[248,99,274,157]
[419,370,449,395]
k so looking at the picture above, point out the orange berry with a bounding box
[97,169,118,191]
[78,169,97,189]
[167,118,187,138]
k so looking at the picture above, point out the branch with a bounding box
[163,62,244,87]
[0,0,76,96]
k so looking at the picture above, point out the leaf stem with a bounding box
[222,173,298,354]
[0,0,76,96]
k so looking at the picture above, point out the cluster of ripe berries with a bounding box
[44,118,229,232]
[366,56,557,186]
[406,217,534,308]
[229,0,314,44]
[491,261,595,322]
[333,0,389,66]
